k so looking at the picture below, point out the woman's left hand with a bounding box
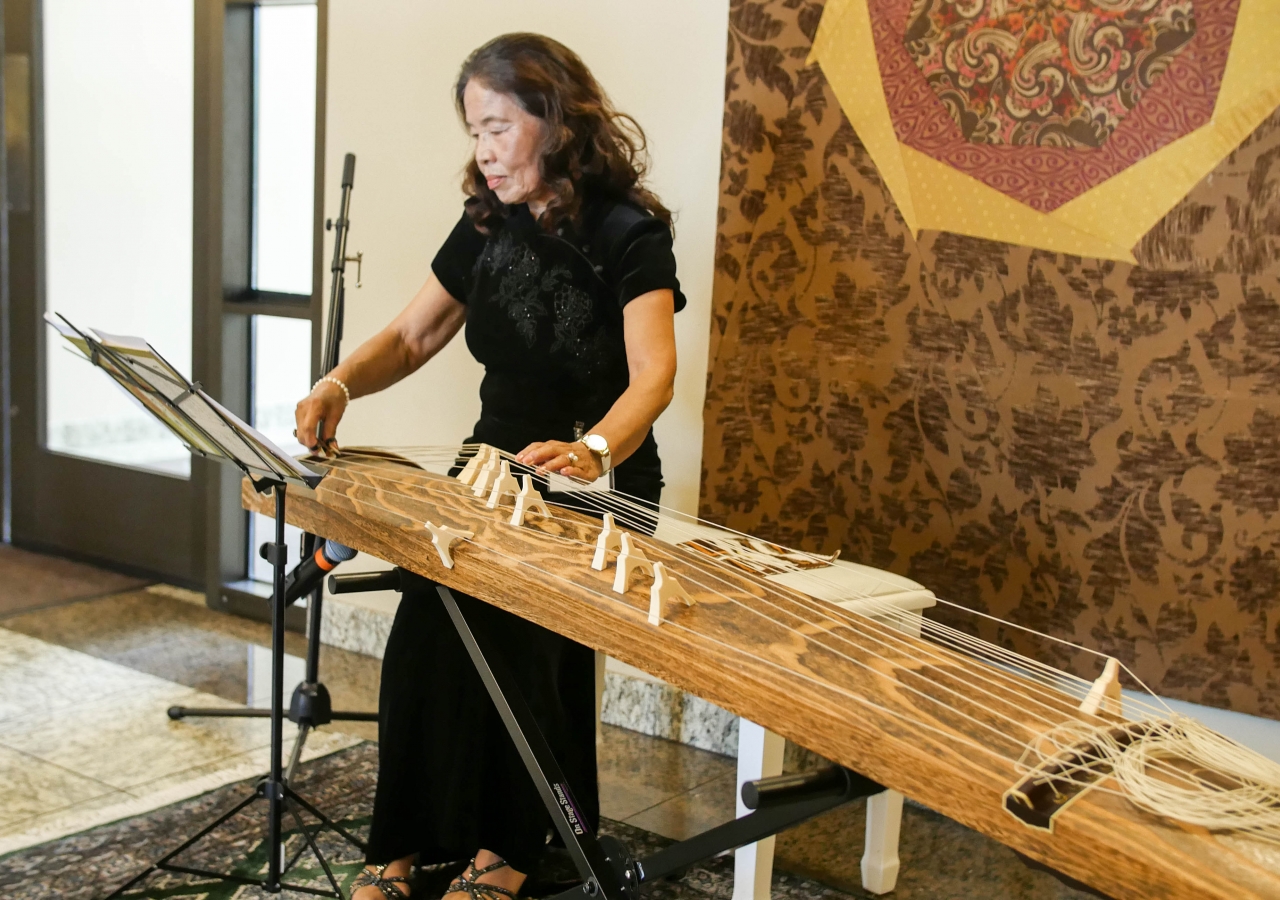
[516,440,603,482]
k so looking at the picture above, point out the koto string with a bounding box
[316,459,1254,810]
[318,458,1181,792]
[335,446,1187,757]
[315,461,1063,751]
[310,464,1015,768]
[327,451,1172,735]
[315,470,1046,761]
[321,450,1278,802]
[339,449,1171,726]
[1022,717,1280,844]
[363,447,1166,708]
[323,456,1097,736]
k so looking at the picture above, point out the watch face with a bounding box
[584,434,609,454]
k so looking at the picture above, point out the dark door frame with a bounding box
[207,0,328,621]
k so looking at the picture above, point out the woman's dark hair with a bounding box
[455,33,672,233]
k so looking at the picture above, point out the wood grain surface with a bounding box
[243,456,1280,900]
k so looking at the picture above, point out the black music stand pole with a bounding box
[290,150,374,774]
[286,150,373,775]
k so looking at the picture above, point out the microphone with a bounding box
[282,539,357,606]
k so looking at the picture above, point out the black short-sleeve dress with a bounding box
[365,192,684,874]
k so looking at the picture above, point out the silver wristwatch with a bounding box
[581,433,612,475]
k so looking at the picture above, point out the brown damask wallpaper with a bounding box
[700,0,1280,718]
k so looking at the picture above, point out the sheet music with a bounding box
[46,312,319,487]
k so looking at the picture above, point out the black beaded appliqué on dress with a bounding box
[477,231,547,348]
[474,230,610,377]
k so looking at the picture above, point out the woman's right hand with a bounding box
[294,380,349,456]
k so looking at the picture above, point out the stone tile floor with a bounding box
[0,549,1099,898]
[0,545,147,618]
[0,623,359,857]
[2,585,382,742]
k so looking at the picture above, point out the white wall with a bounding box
[323,0,728,514]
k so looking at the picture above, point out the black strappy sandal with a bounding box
[351,863,412,899]
[445,857,519,900]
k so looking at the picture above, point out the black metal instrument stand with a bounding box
[431,582,883,899]
[109,485,367,898]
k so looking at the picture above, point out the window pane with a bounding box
[249,315,310,582]
[254,3,316,295]
[43,0,193,477]
[252,315,310,453]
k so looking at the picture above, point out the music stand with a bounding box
[47,313,365,897]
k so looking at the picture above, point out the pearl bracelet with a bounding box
[315,376,350,405]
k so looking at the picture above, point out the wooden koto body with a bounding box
[243,455,1280,900]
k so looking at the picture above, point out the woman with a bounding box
[294,34,684,900]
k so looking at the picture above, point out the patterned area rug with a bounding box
[0,742,854,899]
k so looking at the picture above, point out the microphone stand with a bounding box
[287,151,376,779]
[169,154,376,778]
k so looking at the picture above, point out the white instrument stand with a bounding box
[862,788,904,893]
[596,523,931,897]
[732,720,903,898]
[733,720,785,900]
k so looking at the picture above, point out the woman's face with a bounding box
[463,79,550,213]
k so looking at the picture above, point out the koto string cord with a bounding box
[313,461,1018,767]
[1022,717,1280,843]
[318,448,1280,837]
[319,459,1055,744]
[327,453,1210,757]
[337,448,1161,726]
[326,455,1104,740]
[320,457,1230,802]
[319,457,1280,840]
[333,447,1194,753]
[362,448,1164,708]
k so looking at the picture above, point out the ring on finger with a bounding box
[567,451,579,464]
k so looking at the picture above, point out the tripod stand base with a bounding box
[107,777,367,898]
[166,705,379,722]
[168,679,379,724]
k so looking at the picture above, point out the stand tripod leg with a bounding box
[285,796,344,897]
[286,723,311,783]
[105,791,260,898]
[285,784,368,850]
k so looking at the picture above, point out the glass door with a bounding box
[9,0,324,592]
[9,0,202,583]
[43,0,195,477]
